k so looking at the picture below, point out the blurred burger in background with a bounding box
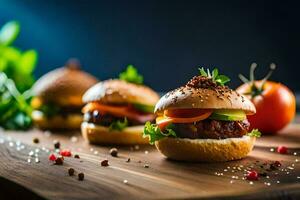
[31,59,98,130]
[81,65,160,145]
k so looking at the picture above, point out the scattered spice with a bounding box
[246,170,259,181]
[109,148,118,157]
[277,146,288,154]
[53,141,60,149]
[144,164,149,168]
[74,154,80,159]
[270,161,282,170]
[55,157,64,165]
[126,158,131,163]
[60,150,72,157]
[33,138,39,144]
[78,173,84,181]
[49,153,56,161]
[68,168,75,176]
[101,159,109,166]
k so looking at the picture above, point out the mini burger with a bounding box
[31,59,98,130]
[81,65,160,145]
[144,68,261,162]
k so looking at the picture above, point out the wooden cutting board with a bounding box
[0,123,299,200]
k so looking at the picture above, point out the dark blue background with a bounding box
[0,0,299,91]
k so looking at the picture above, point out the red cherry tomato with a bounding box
[237,81,296,134]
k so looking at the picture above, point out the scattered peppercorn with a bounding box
[53,141,60,149]
[33,138,39,144]
[68,168,75,176]
[277,146,288,154]
[270,161,282,170]
[55,157,64,165]
[126,158,131,163]
[109,148,118,157]
[259,172,268,177]
[101,159,109,166]
[74,154,80,159]
[78,173,84,181]
[273,161,282,167]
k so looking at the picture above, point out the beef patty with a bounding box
[172,119,250,139]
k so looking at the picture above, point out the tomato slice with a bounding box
[156,109,212,130]
[82,103,155,123]
[164,108,212,118]
[157,118,173,130]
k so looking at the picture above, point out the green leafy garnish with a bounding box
[109,118,128,131]
[0,21,38,93]
[198,67,230,86]
[0,21,20,46]
[0,72,32,130]
[119,65,143,85]
[143,122,177,144]
[247,129,262,137]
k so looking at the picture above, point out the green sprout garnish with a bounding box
[247,129,262,137]
[198,67,230,86]
[143,122,177,144]
[0,21,38,93]
[109,118,128,131]
[119,65,143,85]
[0,73,32,130]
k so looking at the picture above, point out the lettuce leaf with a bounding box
[119,65,143,85]
[143,121,176,144]
[109,118,128,131]
[247,129,261,137]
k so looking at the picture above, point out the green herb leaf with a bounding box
[17,49,38,75]
[109,118,128,131]
[215,75,230,86]
[0,21,38,92]
[212,68,218,79]
[0,21,20,46]
[198,67,208,76]
[143,122,177,145]
[198,67,230,86]
[247,129,261,137]
[0,72,33,130]
[119,65,143,84]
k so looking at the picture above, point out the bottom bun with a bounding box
[155,136,255,162]
[81,122,149,145]
[32,110,82,130]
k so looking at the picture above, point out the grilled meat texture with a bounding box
[172,119,250,139]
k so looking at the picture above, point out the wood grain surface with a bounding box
[0,123,299,200]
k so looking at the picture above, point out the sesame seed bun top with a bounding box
[155,76,256,114]
[82,79,160,106]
